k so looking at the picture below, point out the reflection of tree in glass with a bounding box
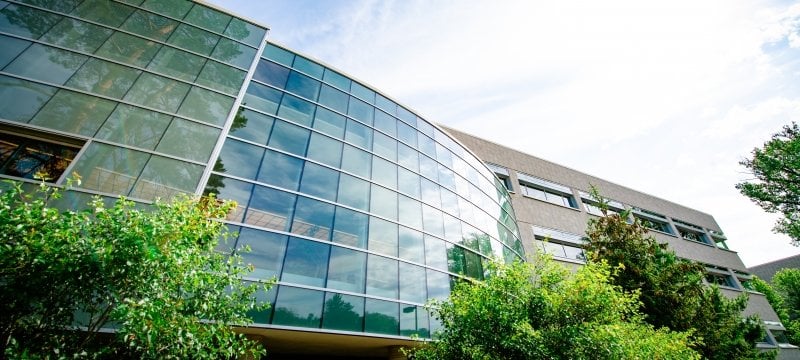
[212,38,244,63]
[323,294,362,331]
[225,20,253,43]
[365,311,398,334]
[203,160,228,196]
[273,307,320,327]
[230,106,248,132]
[2,4,62,39]
[446,245,465,275]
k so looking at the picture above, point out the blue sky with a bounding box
[211,0,800,266]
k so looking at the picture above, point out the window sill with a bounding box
[522,194,581,211]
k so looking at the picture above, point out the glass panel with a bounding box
[443,215,462,244]
[446,244,465,275]
[396,144,419,175]
[66,58,141,99]
[5,44,86,85]
[71,0,133,27]
[247,284,276,324]
[322,68,350,91]
[253,59,290,89]
[422,205,444,238]
[424,236,447,271]
[29,89,116,136]
[397,121,417,147]
[262,44,294,67]
[246,186,295,231]
[364,299,398,335]
[418,120,435,138]
[244,81,282,115]
[397,168,421,198]
[293,56,324,79]
[306,133,342,168]
[332,206,368,248]
[121,10,178,42]
[95,32,160,68]
[317,84,349,115]
[366,255,398,299]
[203,174,251,222]
[70,142,149,195]
[345,119,371,150]
[156,118,220,162]
[399,227,425,264]
[438,165,456,190]
[373,110,396,137]
[272,286,323,328]
[326,247,366,292]
[350,82,375,104]
[371,156,397,189]
[196,61,245,95]
[285,71,320,101]
[257,148,303,191]
[95,104,171,150]
[440,189,459,217]
[216,139,264,179]
[16,0,80,13]
[147,46,205,82]
[224,18,265,47]
[141,0,193,20]
[0,4,61,40]
[124,73,191,113]
[399,263,426,303]
[0,35,29,69]
[229,108,273,144]
[398,195,423,230]
[400,305,429,338]
[420,178,441,208]
[370,185,397,221]
[313,107,345,139]
[322,293,364,332]
[184,4,231,33]
[337,173,370,211]
[167,23,220,56]
[0,133,78,181]
[178,87,234,126]
[375,94,396,116]
[130,155,202,201]
[463,250,483,280]
[373,132,397,162]
[397,107,416,127]
[418,134,436,159]
[281,237,330,287]
[268,120,310,157]
[277,94,315,126]
[419,155,438,182]
[291,196,335,240]
[211,37,256,69]
[40,17,111,53]
[347,96,373,125]
[340,144,371,178]
[368,217,398,257]
[236,228,287,280]
[426,269,450,301]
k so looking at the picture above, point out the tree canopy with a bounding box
[584,193,769,359]
[736,122,800,246]
[752,269,800,346]
[0,180,268,359]
[408,257,700,360]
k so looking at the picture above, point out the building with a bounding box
[750,254,800,284]
[0,0,795,359]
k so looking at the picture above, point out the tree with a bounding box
[584,192,770,359]
[408,257,700,360]
[0,180,268,359]
[751,274,800,346]
[736,122,800,246]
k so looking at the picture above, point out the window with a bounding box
[705,270,736,288]
[0,132,80,182]
[709,230,729,250]
[769,330,793,346]
[520,183,576,208]
[631,209,673,234]
[673,221,710,244]
[534,239,586,262]
[734,271,755,291]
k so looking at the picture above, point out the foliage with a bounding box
[584,189,770,360]
[408,257,700,360]
[751,275,800,346]
[736,122,800,246]
[0,180,267,359]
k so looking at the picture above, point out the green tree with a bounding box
[751,275,800,346]
[408,257,700,360]
[0,180,268,359]
[584,192,770,359]
[736,122,800,246]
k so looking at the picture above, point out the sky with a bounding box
[210,0,800,267]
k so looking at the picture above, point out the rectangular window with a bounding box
[705,271,736,288]
[0,129,82,182]
[677,227,709,244]
[520,182,576,208]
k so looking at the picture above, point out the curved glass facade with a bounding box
[207,44,524,338]
[0,0,524,341]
